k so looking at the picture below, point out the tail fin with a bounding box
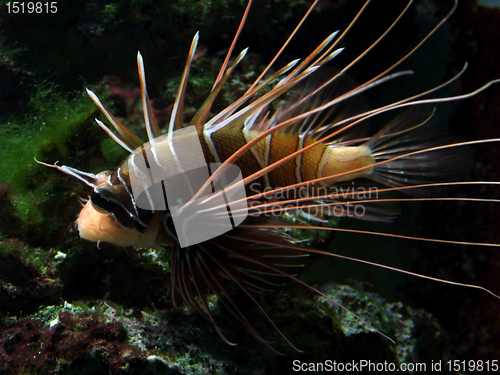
[365,108,470,196]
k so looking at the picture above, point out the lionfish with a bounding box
[39,0,500,351]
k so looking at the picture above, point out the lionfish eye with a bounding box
[90,186,121,214]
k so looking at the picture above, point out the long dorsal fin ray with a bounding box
[137,52,162,140]
[86,88,144,150]
[190,48,249,128]
[168,32,199,135]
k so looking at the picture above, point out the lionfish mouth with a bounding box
[40,0,500,352]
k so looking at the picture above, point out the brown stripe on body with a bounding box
[267,133,301,189]
[299,138,328,188]
[243,130,272,189]
[200,128,268,196]
[243,131,271,171]
[209,129,263,178]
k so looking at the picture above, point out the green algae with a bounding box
[0,83,109,245]
[27,302,87,326]
[99,136,129,166]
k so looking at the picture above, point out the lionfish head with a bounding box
[36,159,167,249]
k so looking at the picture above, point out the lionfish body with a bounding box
[77,126,378,249]
[41,0,500,349]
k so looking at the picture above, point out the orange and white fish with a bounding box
[39,0,500,351]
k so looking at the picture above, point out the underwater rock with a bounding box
[0,238,63,316]
[0,280,448,374]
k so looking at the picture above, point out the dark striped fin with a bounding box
[170,216,310,352]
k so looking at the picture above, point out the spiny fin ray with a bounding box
[86,88,143,150]
[137,52,162,140]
